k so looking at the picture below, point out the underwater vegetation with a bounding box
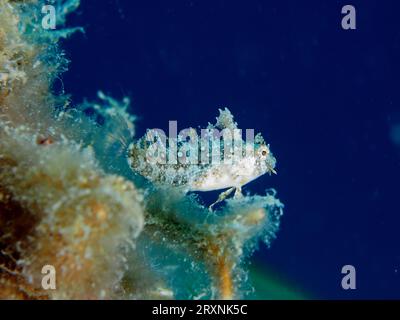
[0,0,284,299]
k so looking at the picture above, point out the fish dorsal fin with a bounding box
[214,107,238,130]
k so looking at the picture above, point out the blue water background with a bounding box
[62,0,400,299]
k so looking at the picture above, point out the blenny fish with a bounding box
[127,108,276,210]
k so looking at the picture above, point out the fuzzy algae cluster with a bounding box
[0,0,284,299]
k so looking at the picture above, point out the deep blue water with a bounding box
[62,0,400,299]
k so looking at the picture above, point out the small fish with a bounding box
[127,108,276,210]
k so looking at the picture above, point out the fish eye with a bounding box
[261,149,268,157]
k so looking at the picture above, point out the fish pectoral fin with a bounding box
[208,187,235,211]
[233,186,243,198]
